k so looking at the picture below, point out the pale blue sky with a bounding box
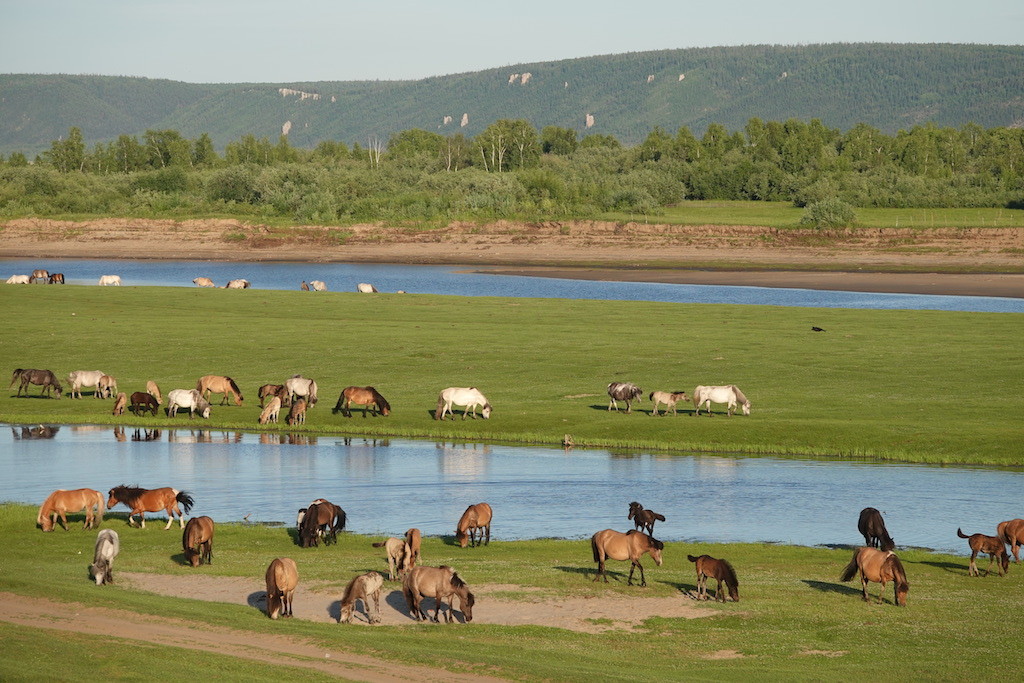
[1,0,1021,83]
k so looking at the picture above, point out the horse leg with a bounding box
[485,523,490,546]
[594,557,607,583]
[372,589,381,624]
[861,575,870,601]
[58,511,69,531]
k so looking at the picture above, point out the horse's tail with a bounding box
[591,535,601,563]
[653,513,666,522]
[687,554,700,563]
[95,490,106,523]
[648,392,655,401]
[335,507,347,532]
[195,377,206,393]
[10,369,24,388]
[176,491,195,515]
[957,528,970,539]
[839,552,860,582]
[372,541,386,548]
[434,392,445,420]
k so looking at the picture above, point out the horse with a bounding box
[405,528,422,566]
[402,565,475,623]
[30,269,49,284]
[688,554,740,602]
[692,385,751,416]
[258,396,282,424]
[265,557,298,619]
[650,390,689,416]
[284,376,318,407]
[98,275,121,286]
[334,386,391,417]
[37,488,105,531]
[225,278,250,289]
[456,503,492,548]
[839,547,909,606]
[196,375,243,406]
[858,507,895,551]
[258,383,289,408]
[957,528,1010,576]
[591,529,664,586]
[298,499,346,547]
[11,369,63,399]
[48,273,65,284]
[628,502,665,535]
[300,281,309,291]
[356,282,378,293]
[98,374,117,399]
[90,529,120,585]
[998,519,1024,562]
[111,392,127,416]
[435,387,491,420]
[192,277,215,287]
[107,485,194,529]
[310,280,327,291]
[373,537,413,580]
[166,389,211,419]
[67,370,107,399]
[285,398,307,425]
[129,392,160,416]
[607,382,643,413]
[182,515,215,567]
[146,380,163,405]
[340,571,385,624]
[6,274,30,284]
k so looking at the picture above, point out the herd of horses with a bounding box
[607,382,752,416]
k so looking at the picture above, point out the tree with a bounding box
[637,127,672,162]
[192,133,217,168]
[225,134,273,165]
[43,126,85,172]
[112,135,146,173]
[144,129,190,168]
[475,119,539,172]
[541,126,578,156]
[387,128,445,160]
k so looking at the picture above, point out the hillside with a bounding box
[2,43,1023,155]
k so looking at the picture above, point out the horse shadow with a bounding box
[914,559,969,574]
[384,589,416,621]
[247,590,267,614]
[170,552,188,566]
[801,580,862,596]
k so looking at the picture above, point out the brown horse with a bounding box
[129,392,160,416]
[372,537,413,580]
[456,503,492,548]
[265,557,298,619]
[182,516,215,567]
[628,501,666,535]
[839,547,909,606]
[37,488,105,531]
[298,499,346,547]
[111,392,127,416]
[402,565,475,623]
[591,529,664,586]
[107,485,194,529]
[340,571,385,624]
[858,507,895,551]
[10,368,62,399]
[333,386,391,417]
[687,554,740,602]
[957,528,1010,576]
[48,272,65,285]
[196,375,244,406]
[998,519,1024,562]
[405,528,422,566]
[146,380,163,405]
[258,384,290,408]
[285,398,307,425]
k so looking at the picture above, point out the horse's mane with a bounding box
[450,572,469,593]
[36,490,57,524]
[885,553,909,587]
[111,485,146,504]
[227,376,241,395]
[649,537,665,550]
[731,386,750,405]
[340,574,361,606]
[720,559,739,589]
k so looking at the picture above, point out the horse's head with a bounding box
[106,488,121,509]
[91,559,109,585]
[895,580,909,606]
[460,590,476,622]
[456,529,469,548]
[39,515,53,532]
[741,401,751,416]
[649,537,665,566]
[199,402,211,419]
[481,403,492,419]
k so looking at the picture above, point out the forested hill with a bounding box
[2,43,1023,155]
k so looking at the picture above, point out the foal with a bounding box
[957,528,1010,576]
[688,554,740,602]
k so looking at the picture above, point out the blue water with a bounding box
[3,258,1022,312]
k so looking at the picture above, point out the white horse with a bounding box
[258,396,282,424]
[90,529,120,585]
[356,282,378,293]
[98,275,121,286]
[192,277,215,287]
[68,370,108,399]
[167,389,212,419]
[225,279,250,289]
[434,387,492,420]
[692,385,751,416]
[284,376,318,406]
[6,275,30,284]
[310,280,327,291]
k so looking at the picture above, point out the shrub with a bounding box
[799,198,857,229]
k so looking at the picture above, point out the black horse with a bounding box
[607,382,643,413]
[298,499,347,548]
[858,507,895,551]
[10,369,63,398]
[628,501,666,535]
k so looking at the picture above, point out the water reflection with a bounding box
[10,425,59,440]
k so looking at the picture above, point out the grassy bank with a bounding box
[1,285,1021,464]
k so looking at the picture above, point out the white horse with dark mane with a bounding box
[435,387,491,420]
[692,385,751,416]
[607,382,643,413]
[284,376,318,406]
[167,389,212,419]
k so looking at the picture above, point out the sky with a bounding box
[1,0,1022,84]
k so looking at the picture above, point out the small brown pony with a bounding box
[333,386,391,417]
[107,485,194,529]
[299,499,346,547]
[37,488,105,531]
[957,527,1010,576]
[340,571,385,624]
[265,557,298,619]
[858,507,895,551]
[402,565,475,623]
[372,537,413,580]
[285,398,307,425]
[591,529,664,586]
[687,554,739,602]
[258,384,289,408]
[129,392,160,416]
[196,375,244,406]
[111,392,127,416]
[628,501,666,535]
[997,519,1024,562]
[456,503,492,548]
[649,390,689,416]
[182,516,215,567]
[839,547,909,606]
[405,528,422,566]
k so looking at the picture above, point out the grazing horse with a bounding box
[840,547,909,606]
[196,375,244,406]
[182,516,215,567]
[167,389,211,419]
[607,382,643,413]
[258,384,289,408]
[298,499,346,547]
[192,277,215,287]
[356,282,378,293]
[129,392,160,416]
[340,571,385,624]
[37,488,105,531]
[11,369,63,398]
[310,280,327,291]
[334,386,391,417]
[285,398,307,426]
[6,274,30,284]
[402,565,476,623]
[90,529,120,585]
[225,278,250,289]
[435,387,491,420]
[146,381,163,405]
[998,519,1024,562]
[456,503,492,548]
[67,370,108,399]
[265,557,298,619]
[650,390,689,416]
[373,537,413,580]
[258,396,282,424]
[692,385,751,416]
[957,528,1010,576]
[405,528,422,566]
[48,273,65,284]
[111,392,127,416]
[628,502,666,535]
[107,485,194,529]
[98,275,121,286]
[30,269,49,284]
[300,281,309,291]
[591,529,664,586]
[97,374,117,399]
[858,507,895,551]
[285,376,318,407]
[688,554,740,602]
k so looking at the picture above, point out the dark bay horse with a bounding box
[688,554,739,602]
[340,571,384,624]
[265,557,298,619]
[402,565,475,623]
[858,507,895,551]
[182,516,215,567]
[840,547,909,606]
[129,392,160,416]
[628,501,666,535]
[196,375,244,406]
[607,382,643,413]
[37,488,105,531]
[107,485,194,529]
[48,272,64,284]
[333,386,391,417]
[456,503,492,548]
[998,519,1024,562]
[957,527,1010,576]
[298,499,346,547]
[591,529,664,586]
[10,369,62,398]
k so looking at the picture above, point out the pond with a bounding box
[5,424,1020,555]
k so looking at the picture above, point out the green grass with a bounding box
[1,285,1021,465]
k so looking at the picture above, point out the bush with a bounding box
[799,198,857,229]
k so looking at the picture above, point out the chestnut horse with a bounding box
[333,386,391,417]
[688,554,739,602]
[372,537,413,580]
[957,527,1010,576]
[456,503,492,548]
[858,507,895,551]
[340,571,384,624]
[37,488,105,531]
[840,547,909,606]
[998,519,1024,562]
[402,565,475,623]
[265,557,298,619]
[591,529,664,586]
[182,516,215,567]
[196,375,244,406]
[107,485,194,529]
[628,501,666,535]
[405,528,422,566]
